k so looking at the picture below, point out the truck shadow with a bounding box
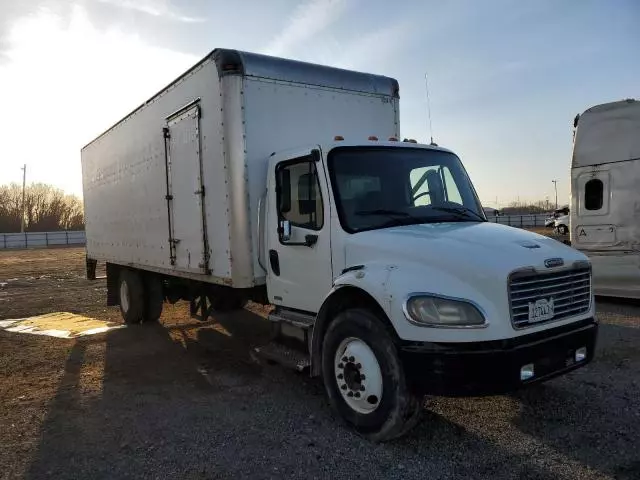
[22,308,639,479]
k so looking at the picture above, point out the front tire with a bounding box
[118,269,144,324]
[321,308,422,442]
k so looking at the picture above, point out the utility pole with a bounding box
[551,180,558,210]
[20,164,26,233]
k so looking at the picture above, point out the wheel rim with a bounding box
[120,280,130,313]
[334,337,383,414]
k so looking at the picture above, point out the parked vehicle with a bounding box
[555,213,570,235]
[570,98,640,299]
[81,48,598,441]
[545,207,569,228]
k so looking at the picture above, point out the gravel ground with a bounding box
[0,248,639,480]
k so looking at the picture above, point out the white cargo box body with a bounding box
[81,49,400,288]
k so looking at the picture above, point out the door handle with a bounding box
[304,234,318,247]
[269,249,280,276]
[281,234,318,248]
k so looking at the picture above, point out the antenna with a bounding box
[425,73,436,146]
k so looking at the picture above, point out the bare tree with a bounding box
[0,182,85,233]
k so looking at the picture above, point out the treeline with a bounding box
[0,183,84,233]
[499,200,569,215]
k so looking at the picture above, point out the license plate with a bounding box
[528,298,555,323]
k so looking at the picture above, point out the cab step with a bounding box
[268,308,315,348]
[253,341,310,372]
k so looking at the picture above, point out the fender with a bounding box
[309,260,514,375]
[309,262,398,376]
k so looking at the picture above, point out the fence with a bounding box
[0,216,549,250]
[488,214,551,228]
[0,231,86,249]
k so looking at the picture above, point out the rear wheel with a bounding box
[321,308,422,442]
[558,224,568,235]
[118,269,144,324]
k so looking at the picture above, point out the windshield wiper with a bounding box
[429,206,487,222]
[355,209,438,228]
[355,209,414,218]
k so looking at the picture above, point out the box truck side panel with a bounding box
[81,59,233,283]
[241,77,400,284]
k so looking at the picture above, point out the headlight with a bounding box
[403,295,486,328]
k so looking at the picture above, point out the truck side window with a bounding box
[584,179,603,210]
[277,160,324,230]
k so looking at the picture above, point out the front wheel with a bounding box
[321,309,422,442]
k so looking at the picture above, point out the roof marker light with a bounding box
[334,135,344,141]
[368,136,378,141]
[388,137,398,141]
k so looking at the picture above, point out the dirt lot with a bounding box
[1,247,639,480]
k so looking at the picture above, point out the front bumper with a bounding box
[400,318,598,396]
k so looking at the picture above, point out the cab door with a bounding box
[265,147,333,313]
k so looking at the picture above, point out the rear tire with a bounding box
[321,308,422,442]
[118,269,144,324]
[558,224,568,235]
[144,275,164,322]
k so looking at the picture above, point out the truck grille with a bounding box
[509,266,591,329]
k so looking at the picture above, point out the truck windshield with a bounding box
[327,147,486,233]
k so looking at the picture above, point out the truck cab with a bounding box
[261,138,597,440]
[570,99,640,299]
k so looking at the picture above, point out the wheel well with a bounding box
[310,285,394,377]
[106,263,120,306]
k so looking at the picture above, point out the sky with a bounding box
[0,0,638,208]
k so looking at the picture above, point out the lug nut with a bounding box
[337,363,344,369]
[360,374,366,380]
[340,384,347,390]
[349,356,355,362]
[337,373,343,379]
[360,385,365,391]
[356,363,361,369]
[342,356,348,362]
[354,392,361,398]
[347,391,354,397]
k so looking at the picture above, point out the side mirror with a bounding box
[279,219,291,242]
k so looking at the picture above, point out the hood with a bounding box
[344,222,586,282]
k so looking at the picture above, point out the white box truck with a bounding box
[570,98,640,299]
[82,48,598,441]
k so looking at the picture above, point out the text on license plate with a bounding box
[528,298,555,322]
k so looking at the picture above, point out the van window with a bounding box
[584,179,603,211]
